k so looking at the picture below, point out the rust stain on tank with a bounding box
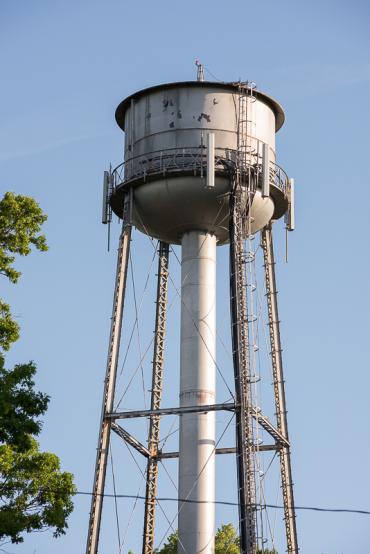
[196,391,213,404]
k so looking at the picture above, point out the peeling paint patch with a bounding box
[177,110,182,119]
[169,121,175,128]
[197,113,211,122]
[213,98,218,105]
[163,98,174,111]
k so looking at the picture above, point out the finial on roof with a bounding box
[195,59,205,82]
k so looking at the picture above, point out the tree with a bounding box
[155,530,178,553]
[0,355,49,451]
[0,438,75,544]
[0,192,47,282]
[0,191,75,544]
[0,301,19,352]
[155,524,278,553]
[215,523,239,554]
[0,192,47,350]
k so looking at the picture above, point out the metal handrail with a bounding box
[111,146,289,195]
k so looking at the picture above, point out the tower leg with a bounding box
[143,242,170,554]
[261,225,299,554]
[178,231,216,554]
[86,220,131,554]
[229,189,257,554]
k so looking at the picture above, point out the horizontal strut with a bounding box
[159,444,280,459]
[108,403,288,449]
[112,426,281,460]
[107,402,236,420]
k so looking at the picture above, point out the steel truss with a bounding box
[142,242,169,554]
[227,83,298,554]
[86,215,298,553]
[86,207,132,554]
[227,83,258,554]
[88,120,298,553]
[228,199,299,554]
[229,184,257,554]
[261,225,299,553]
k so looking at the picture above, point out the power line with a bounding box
[74,491,370,515]
[4,484,369,515]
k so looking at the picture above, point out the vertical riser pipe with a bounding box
[178,231,216,554]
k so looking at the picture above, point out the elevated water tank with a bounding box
[110,80,288,244]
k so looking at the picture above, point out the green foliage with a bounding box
[0,191,75,544]
[0,192,48,284]
[0,354,75,544]
[0,300,20,351]
[0,354,49,451]
[0,438,76,544]
[156,525,278,553]
[0,192,48,353]
[155,529,178,553]
[215,523,240,553]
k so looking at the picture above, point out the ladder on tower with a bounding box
[229,82,258,554]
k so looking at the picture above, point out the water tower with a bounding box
[86,68,298,554]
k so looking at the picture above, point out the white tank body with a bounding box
[111,81,288,243]
[122,85,277,162]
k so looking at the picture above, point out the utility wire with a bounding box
[71,490,370,515]
[109,445,121,551]
[5,482,369,514]
[156,413,235,551]
[116,241,158,382]
[120,435,183,550]
[135,205,235,402]
[129,252,149,433]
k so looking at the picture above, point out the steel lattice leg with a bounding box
[86,220,132,554]
[261,225,299,554]
[142,242,170,554]
[229,187,257,554]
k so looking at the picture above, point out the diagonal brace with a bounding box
[249,407,290,447]
[111,422,150,458]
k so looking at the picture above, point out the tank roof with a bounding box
[115,80,285,132]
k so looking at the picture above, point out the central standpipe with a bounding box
[178,231,216,554]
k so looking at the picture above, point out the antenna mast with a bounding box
[195,59,205,81]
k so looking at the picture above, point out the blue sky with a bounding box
[1,0,370,552]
